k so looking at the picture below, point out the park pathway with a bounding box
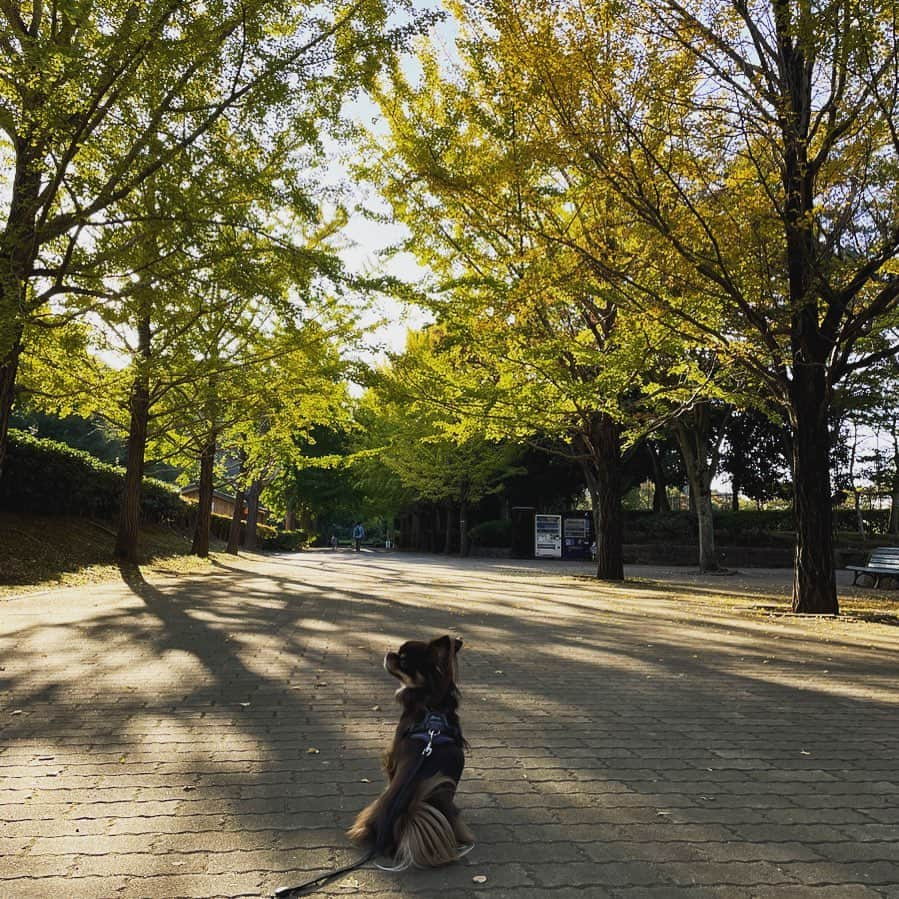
[2,551,899,898]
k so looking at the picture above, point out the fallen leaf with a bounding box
[371,705,381,711]
[11,710,23,716]
[360,778,370,783]
[239,702,251,707]
[307,747,320,754]
[472,875,487,883]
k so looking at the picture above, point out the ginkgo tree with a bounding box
[361,36,737,577]
[0,0,436,482]
[455,0,899,613]
[359,330,524,556]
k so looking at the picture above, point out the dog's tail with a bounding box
[390,775,470,869]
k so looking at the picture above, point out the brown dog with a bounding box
[347,635,474,869]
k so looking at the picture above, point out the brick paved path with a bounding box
[2,552,899,898]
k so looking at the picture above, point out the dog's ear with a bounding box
[429,635,452,658]
[430,635,461,656]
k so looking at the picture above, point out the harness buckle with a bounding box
[421,728,439,757]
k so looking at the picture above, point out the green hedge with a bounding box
[622,509,892,545]
[1,429,186,523]
[260,528,308,551]
[468,519,513,547]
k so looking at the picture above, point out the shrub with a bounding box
[1,429,185,523]
[468,519,513,547]
[623,511,695,543]
[259,528,308,551]
[209,512,234,542]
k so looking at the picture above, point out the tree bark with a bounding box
[244,480,262,550]
[443,504,453,554]
[647,443,671,513]
[789,364,839,613]
[226,487,245,555]
[0,333,23,484]
[459,499,470,557]
[226,449,248,555]
[578,413,624,581]
[191,433,216,558]
[889,442,899,535]
[114,314,152,563]
[673,409,719,573]
[0,154,42,483]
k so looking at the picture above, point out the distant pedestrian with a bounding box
[330,534,338,551]
[352,522,365,552]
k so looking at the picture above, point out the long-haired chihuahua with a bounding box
[347,634,474,870]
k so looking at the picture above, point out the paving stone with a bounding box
[3,554,899,898]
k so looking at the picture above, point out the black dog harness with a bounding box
[405,710,461,752]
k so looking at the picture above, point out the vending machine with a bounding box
[534,514,563,558]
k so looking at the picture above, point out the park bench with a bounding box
[846,546,899,587]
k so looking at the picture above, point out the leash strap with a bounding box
[272,848,375,898]
[271,734,440,897]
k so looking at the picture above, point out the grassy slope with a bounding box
[0,513,220,597]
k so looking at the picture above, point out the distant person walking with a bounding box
[352,522,365,552]
[330,534,338,551]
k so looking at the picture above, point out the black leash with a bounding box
[271,727,443,898]
[272,848,375,898]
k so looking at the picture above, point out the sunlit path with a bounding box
[3,551,898,897]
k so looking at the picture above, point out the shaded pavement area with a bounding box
[2,551,899,898]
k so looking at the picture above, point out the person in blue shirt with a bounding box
[352,522,365,551]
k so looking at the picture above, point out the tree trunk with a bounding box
[284,507,296,530]
[114,314,152,564]
[731,479,740,512]
[226,449,248,555]
[443,505,453,554]
[459,500,470,557]
[0,333,23,484]
[647,443,671,513]
[673,411,719,572]
[244,480,262,550]
[889,445,899,535]
[595,415,624,580]
[578,413,624,581]
[0,157,41,483]
[789,365,839,614]
[191,433,216,558]
[226,487,245,555]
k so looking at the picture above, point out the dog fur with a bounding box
[347,635,473,868]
